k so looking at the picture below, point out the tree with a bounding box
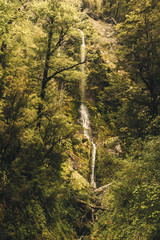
[91,136,160,240]
[0,1,88,238]
[117,0,160,117]
[24,0,83,125]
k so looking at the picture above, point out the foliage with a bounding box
[0,0,89,239]
[82,0,131,22]
[91,136,160,239]
[0,0,160,239]
[116,0,160,117]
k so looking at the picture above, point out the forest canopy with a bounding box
[0,0,160,239]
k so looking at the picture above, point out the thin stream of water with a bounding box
[78,29,96,188]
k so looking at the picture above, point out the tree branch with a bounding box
[47,60,86,82]
[94,183,113,193]
[109,16,117,25]
[18,0,31,11]
[49,27,69,56]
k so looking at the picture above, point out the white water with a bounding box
[78,29,85,101]
[79,29,96,189]
[79,103,90,138]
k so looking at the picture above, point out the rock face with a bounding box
[89,17,118,68]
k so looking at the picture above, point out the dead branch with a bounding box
[71,193,106,210]
[18,0,31,11]
[94,183,113,193]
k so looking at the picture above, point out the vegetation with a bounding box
[0,0,160,239]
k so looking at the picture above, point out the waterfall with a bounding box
[78,29,85,101]
[79,29,96,189]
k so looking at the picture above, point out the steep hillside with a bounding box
[89,17,117,67]
[0,1,160,239]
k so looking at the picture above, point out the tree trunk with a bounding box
[37,29,53,126]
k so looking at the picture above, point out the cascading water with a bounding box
[79,29,85,101]
[79,29,96,189]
